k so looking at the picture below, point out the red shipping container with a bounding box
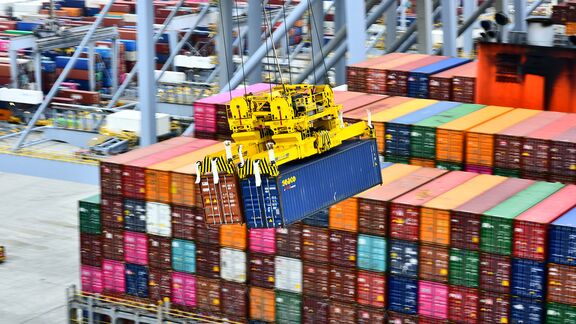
[147,235,171,270]
[80,233,103,267]
[385,56,447,96]
[329,301,356,324]
[448,286,479,324]
[102,259,125,295]
[196,277,221,314]
[302,225,330,263]
[101,194,124,229]
[148,269,171,303]
[419,316,450,324]
[478,291,510,324]
[303,296,330,324]
[451,178,534,250]
[357,270,386,308]
[195,242,220,279]
[390,172,477,241]
[102,228,124,261]
[329,230,357,268]
[171,205,197,241]
[513,185,576,261]
[276,222,303,258]
[548,263,576,305]
[329,265,356,303]
[194,214,220,245]
[57,89,100,105]
[419,243,450,283]
[221,281,248,322]
[418,281,449,320]
[303,261,330,298]
[479,253,511,294]
[249,252,275,289]
[550,127,576,182]
[357,306,385,323]
[387,311,418,324]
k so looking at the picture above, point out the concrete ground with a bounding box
[0,172,97,323]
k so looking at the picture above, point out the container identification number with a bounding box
[281,176,297,186]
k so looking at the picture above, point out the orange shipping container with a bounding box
[465,109,540,167]
[410,158,436,168]
[220,224,247,250]
[436,106,513,163]
[249,287,275,322]
[420,174,507,245]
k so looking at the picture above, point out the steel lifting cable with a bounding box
[218,1,233,100]
[281,1,293,84]
[307,0,329,84]
[261,0,274,95]
[234,0,248,94]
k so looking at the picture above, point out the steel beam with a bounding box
[512,0,527,32]
[441,0,458,56]
[311,0,326,83]
[416,0,433,54]
[137,0,157,147]
[12,1,115,151]
[463,0,477,57]
[34,51,42,91]
[88,43,96,91]
[248,0,263,83]
[111,38,119,93]
[385,0,398,50]
[218,0,234,89]
[334,0,346,85]
[344,0,366,65]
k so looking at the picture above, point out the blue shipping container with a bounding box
[124,199,147,233]
[62,0,86,8]
[301,209,329,227]
[389,239,419,278]
[357,234,387,272]
[172,239,196,273]
[120,40,137,52]
[41,61,56,73]
[55,56,91,70]
[388,275,418,315]
[241,140,382,228]
[125,263,149,298]
[549,207,576,266]
[16,21,42,31]
[385,101,461,157]
[511,258,546,299]
[510,297,545,323]
[407,58,472,98]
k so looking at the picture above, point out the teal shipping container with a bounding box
[357,234,387,272]
[172,239,196,273]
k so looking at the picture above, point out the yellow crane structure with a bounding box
[196,84,375,183]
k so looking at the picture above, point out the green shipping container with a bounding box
[480,182,564,255]
[449,248,479,288]
[79,194,101,234]
[384,155,410,164]
[276,291,301,324]
[410,104,485,159]
[493,168,520,178]
[547,303,576,323]
[436,160,463,171]
[4,30,34,35]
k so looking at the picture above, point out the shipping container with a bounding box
[466,109,540,167]
[302,209,330,227]
[451,63,477,103]
[276,222,303,258]
[79,194,101,234]
[195,242,220,279]
[389,239,419,278]
[513,185,576,261]
[196,276,221,314]
[419,243,450,283]
[80,233,102,267]
[358,165,447,237]
[478,291,510,324]
[276,290,301,324]
[329,230,357,268]
[549,206,576,266]
[411,104,485,159]
[148,269,171,303]
[509,297,545,324]
[421,174,506,246]
[429,61,477,101]
[171,205,197,241]
[387,311,419,324]
[302,225,330,263]
[449,248,480,288]
[546,302,576,324]
[511,258,546,299]
[451,178,534,250]
[303,261,330,299]
[436,106,513,164]
[391,172,477,241]
[303,296,330,324]
[171,239,195,274]
[388,275,418,315]
[419,280,449,320]
[81,265,103,294]
[147,235,171,270]
[221,282,248,322]
[357,234,386,272]
[124,231,147,265]
[249,287,275,323]
[145,202,171,237]
[123,199,146,233]
[357,306,386,324]
[385,56,448,96]
[329,301,356,324]
[240,140,382,228]
[194,214,220,245]
[346,53,409,92]
[329,265,357,303]
[408,58,472,98]
[329,198,358,232]
[480,253,512,294]
[101,194,123,229]
[171,272,196,307]
[275,256,302,293]
[547,263,576,305]
[481,182,565,255]
[102,259,125,295]
[220,247,246,283]
[125,263,148,298]
[448,286,479,324]
[357,270,386,308]
[102,228,124,261]
[550,127,576,182]
[220,224,247,250]
[493,111,566,171]
[249,252,275,289]
[361,54,427,94]
[249,229,276,254]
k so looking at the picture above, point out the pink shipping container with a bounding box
[249,229,276,254]
[513,185,576,261]
[390,172,477,241]
[418,281,449,320]
[171,272,197,307]
[102,259,125,295]
[124,231,148,265]
[81,265,103,294]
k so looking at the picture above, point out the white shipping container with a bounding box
[155,70,186,84]
[275,256,302,293]
[0,88,43,104]
[174,55,216,69]
[220,248,246,283]
[105,110,171,136]
[146,202,171,237]
[125,51,137,62]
